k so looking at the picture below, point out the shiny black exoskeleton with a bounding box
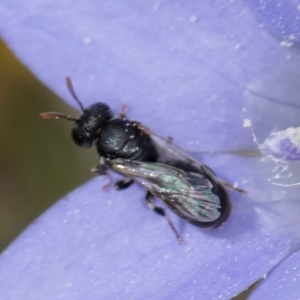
[40,77,246,243]
[41,78,158,172]
[72,103,158,163]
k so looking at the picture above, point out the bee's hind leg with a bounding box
[202,164,247,194]
[219,179,248,194]
[145,191,183,243]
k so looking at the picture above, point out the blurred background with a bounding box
[0,39,96,251]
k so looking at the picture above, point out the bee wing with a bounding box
[110,159,222,223]
[139,124,217,176]
[161,171,221,223]
[141,125,247,194]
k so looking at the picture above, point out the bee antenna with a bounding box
[65,77,85,112]
[40,112,78,122]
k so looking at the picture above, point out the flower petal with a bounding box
[249,250,300,299]
[0,0,300,299]
[1,0,299,151]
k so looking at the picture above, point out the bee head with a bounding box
[40,77,114,148]
[72,102,113,148]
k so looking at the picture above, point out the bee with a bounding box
[41,78,246,242]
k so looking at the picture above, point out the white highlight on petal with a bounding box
[265,127,300,152]
[245,123,300,187]
[243,118,252,128]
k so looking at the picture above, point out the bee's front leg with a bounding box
[91,157,111,189]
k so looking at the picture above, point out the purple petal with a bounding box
[249,250,300,299]
[1,0,300,299]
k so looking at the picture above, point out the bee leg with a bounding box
[167,136,173,142]
[145,191,183,243]
[202,164,247,194]
[91,163,111,190]
[115,178,134,190]
[119,104,128,118]
[91,165,107,175]
[219,179,248,194]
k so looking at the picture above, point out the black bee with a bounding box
[41,77,246,242]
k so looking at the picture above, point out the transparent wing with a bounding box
[169,172,221,222]
[139,124,247,194]
[110,159,222,223]
[139,124,205,172]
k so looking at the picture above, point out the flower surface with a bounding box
[0,1,300,299]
